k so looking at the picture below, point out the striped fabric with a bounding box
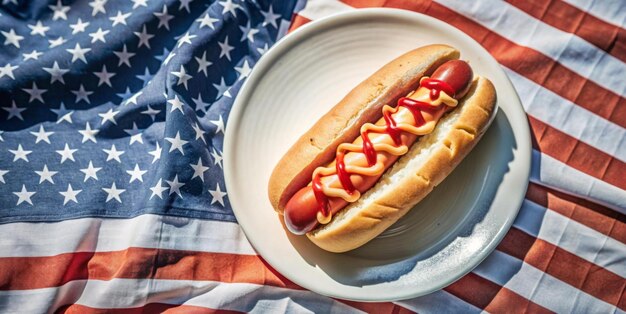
[2,0,625,313]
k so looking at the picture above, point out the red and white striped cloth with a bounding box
[2,0,625,312]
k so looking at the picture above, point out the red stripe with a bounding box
[499,227,626,309]
[340,300,416,314]
[528,116,626,190]
[288,14,312,33]
[57,303,243,314]
[0,245,540,312]
[526,183,626,244]
[340,0,626,129]
[506,0,626,63]
[0,250,294,291]
[444,272,553,313]
[0,249,412,313]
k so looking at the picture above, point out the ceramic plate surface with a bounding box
[224,8,531,301]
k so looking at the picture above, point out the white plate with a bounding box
[224,8,531,301]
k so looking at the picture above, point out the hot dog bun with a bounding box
[307,77,496,252]
[268,44,461,214]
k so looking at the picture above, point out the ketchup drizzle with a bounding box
[311,78,452,222]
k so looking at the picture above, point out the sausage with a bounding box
[283,60,474,235]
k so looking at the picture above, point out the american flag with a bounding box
[0,0,625,312]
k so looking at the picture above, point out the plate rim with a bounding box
[224,7,532,301]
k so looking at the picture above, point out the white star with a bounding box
[165,131,188,155]
[212,78,230,99]
[0,169,8,184]
[3,101,25,120]
[79,122,99,143]
[52,103,73,124]
[69,18,89,34]
[43,61,69,84]
[28,21,49,36]
[177,31,196,47]
[14,185,35,205]
[60,184,81,205]
[194,51,212,76]
[10,144,32,162]
[141,105,160,121]
[211,147,223,168]
[167,95,185,113]
[179,0,192,12]
[93,65,115,86]
[126,164,147,183]
[72,84,93,104]
[150,178,167,199]
[35,165,58,184]
[89,27,109,43]
[66,43,91,63]
[154,5,174,30]
[30,125,54,144]
[208,183,227,206]
[261,5,281,28]
[56,143,77,163]
[22,82,46,103]
[190,157,208,181]
[234,59,252,81]
[97,108,118,126]
[131,0,147,9]
[239,22,259,42]
[114,44,135,67]
[23,50,43,61]
[88,0,107,16]
[149,142,162,163]
[192,122,206,143]
[134,25,154,48]
[124,122,143,145]
[48,36,67,48]
[196,13,218,29]
[257,43,269,55]
[35,164,57,184]
[219,0,241,17]
[103,144,124,163]
[171,65,192,89]
[210,115,225,134]
[125,90,142,105]
[0,63,18,79]
[103,182,125,203]
[166,175,185,197]
[192,93,210,113]
[80,161,101,182]
[218,36,234,61]
[109,11,131,26]
[48,0,70,20]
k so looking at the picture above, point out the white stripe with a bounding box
[0,279,364,314]
[0,214,256,257]
[296,0,354,21]
[474,250,619,313]
[514,199,626,278]
[531,150,626,213]
[397,290,482,313]
[436,0,626,97]
[506,68,626,162]
[564,0,626,29]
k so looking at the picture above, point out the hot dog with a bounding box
[268,45,497,252]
